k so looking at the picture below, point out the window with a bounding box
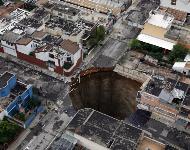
[58,13,62,16]
[155,107,176,118]
[49,53,54,59]
[68,16,73,19]
[67,57,71,62]
[171,0,176,5]
[48,61,55,68]
[44,15,49,21]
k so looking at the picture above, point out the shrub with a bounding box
[0,118,21,144]
[87,26,106,48]
[129,39,142,50]
[63,62,73,70]
[168,44,188,64]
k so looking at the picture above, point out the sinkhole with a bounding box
[69,70,141,119]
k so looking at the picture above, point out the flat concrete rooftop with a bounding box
[64,0,124,15]
[32,8,50,21]
[0,72,14,89]
[145,76,189,96]
[43,2,80,16]
[66,108,142,149]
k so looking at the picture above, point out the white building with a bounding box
[35,44,60,71]
[160,0,190,13]
[59,39,82,66]
[16,37,38,55]
[1,31,20,57]
[35,39,82,74]
[0,8,30,35]
[172,54,190,75]
[137,10,176,50]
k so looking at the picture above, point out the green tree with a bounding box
[168,44,188,64]
[141,42,152,51]
[149,52,163,61]
[0,119,21,144]
[63,62,73,70]
[129,39,142,50]
[150,45,162,53]
[87,38,99,47]
[129,39,164,61]
[0,0,3,6]
[87,26,106,48]
[16,113,26,122]
[96,25,105,41]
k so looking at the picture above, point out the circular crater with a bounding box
[69,71,141,119]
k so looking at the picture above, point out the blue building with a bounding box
[0,72,40,128]
[0,72,17,97]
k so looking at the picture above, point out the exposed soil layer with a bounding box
[69,71,141,119]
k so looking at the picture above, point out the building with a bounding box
[10,7,51,36]
[34,39,82,75]
[0,3,107,77]
[18,17,44,34]
[159,7,187,25]
[64,0,130,16]
[0,6,85,77]
[0,72,41,128]
[0,8,30,35]
[137,10,176,51]
[16,37,37,55]
[124,0,160,28]
[137,75,190,130]
[125,9,150,28]
[43,2,81,22]
[0,24,38,57]
[45,16,96,43]
[137,136,165,150]
[1,31,21,56]
[42,1,110,27]
[49,108,186,150]
[43,2,97,44]
[172,54,190,75]
[53,108,143,150]
[0,72,17,97]
[0,2,24,17]
[172,62,190,76]
[0,29,83,76]
[160,0,190,13]
[31,7,50,24]
[165,25,190,49]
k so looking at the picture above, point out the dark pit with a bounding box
[69,71,141,119]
